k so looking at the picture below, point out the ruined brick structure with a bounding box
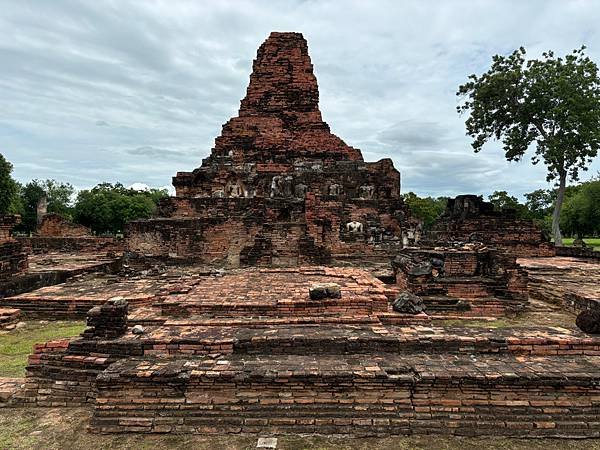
[17,213,125,256]
[427,195,554,257]
[0,215,28,280]
[126,32,416,266]
[393,246,528,316]
[8,32,600,439]
[37,213,92,238]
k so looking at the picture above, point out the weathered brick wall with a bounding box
[18,236,124,255]
[20,339,115,406]
[0,215,28,280]
[393,247,528,315]
[126,194,413,266]
[555,245,600,260]
[0,241,28,280]
[0,215,20,243]
[37,213,91,237]
[427,195,555,257]
[88,355,600,437]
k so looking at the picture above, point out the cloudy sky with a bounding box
[2,0,600,198]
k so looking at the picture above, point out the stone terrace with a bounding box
[159,267,391,321]
[1,271,158,318]
[18,318,600,437]
[9,260,600,437]
[519,257,600,315]
[0,252,122,301]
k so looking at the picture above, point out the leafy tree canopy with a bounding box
[457,46,600,244]
[73,183,168,235]
[16,179,75,233]
[487,190,531,219]
[401,192,447,229]
[560,176,600,237]
[0,153,19,215]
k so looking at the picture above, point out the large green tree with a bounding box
[401,192,447,229]
[560,177,600,237]
[487,190,531,218]
[457,47,600,245]
[73,183,168,234]
[524,188,554,220]
[18,179,75,232]
[0,153,19,214]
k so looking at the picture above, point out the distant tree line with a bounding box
[2,152,598,239]
[402,175,600,239]
[0,153,168,235]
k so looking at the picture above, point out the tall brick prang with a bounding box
[127,32,418,266]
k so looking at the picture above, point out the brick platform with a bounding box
[0,307,20,329]
[90,352,600,437]
[11,261,600,438]
[519,257,600,315]
[1,270,156,318]
[15,321,600,437]
[1,253,122,302]
[160,267,391,319]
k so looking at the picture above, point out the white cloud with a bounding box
[1,0,599,199]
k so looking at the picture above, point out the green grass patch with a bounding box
[0,321,85,377]
[560,237,600,251]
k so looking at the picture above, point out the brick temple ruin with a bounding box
[126,32,417,267]
[426,195,555,257]
[1,32,600,439]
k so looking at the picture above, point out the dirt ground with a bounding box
[0,407,599,450]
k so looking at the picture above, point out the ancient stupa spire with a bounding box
[239,32,322,122]
[210,32,363,163]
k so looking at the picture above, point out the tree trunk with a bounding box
[551,171,567,246]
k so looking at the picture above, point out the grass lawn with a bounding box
[560,237,600,251]
[0,321,86,377]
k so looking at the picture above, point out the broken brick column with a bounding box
[0,214,28,280]
[83,298,128,338]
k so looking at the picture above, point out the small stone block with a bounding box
[257,437,277,448]
[309,283,341,300]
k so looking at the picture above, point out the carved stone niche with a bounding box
[402,225,423,247]
[359,185,375,199]
[270,175,293,198]
[346,221,364,233]
[294,183,308,198]
[340,220,365,243]
[225,180,245,198]
[328,184,343,196]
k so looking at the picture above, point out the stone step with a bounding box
[420,295,520,316]
[90,352,600,437]
[92,324,600,357]
[162,315,381,327]
[161,297,385,318]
